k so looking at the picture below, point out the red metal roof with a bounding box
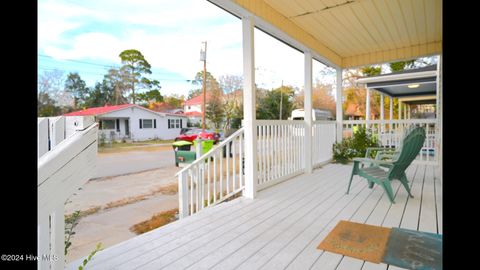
[63,104,135,116]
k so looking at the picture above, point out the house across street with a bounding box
[64,104,187,142]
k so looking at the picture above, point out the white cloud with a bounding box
[38,0,337,97]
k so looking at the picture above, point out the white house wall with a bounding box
[184,104,202,113]
[98,106,186,141]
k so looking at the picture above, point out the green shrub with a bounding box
[349,126,379,157]
[332,126,379,163]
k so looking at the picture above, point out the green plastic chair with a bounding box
[347,127,426,203]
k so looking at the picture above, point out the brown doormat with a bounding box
[317,220,392,263]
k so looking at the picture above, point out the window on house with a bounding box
[175,119,180,128]
[101,120,115,130]
[168,119,175,129]
[142,119,153,129]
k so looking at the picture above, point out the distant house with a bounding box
[184,93,212,114]
[184,93,212,126]
[64,104,187,141]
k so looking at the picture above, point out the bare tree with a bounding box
[38,69,66,102]
[219,74,243,94]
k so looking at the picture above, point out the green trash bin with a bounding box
[172,140,192,151]
[193,139,215,154]
[172,141,193,167]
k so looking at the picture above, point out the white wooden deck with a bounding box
[68,163,441,270]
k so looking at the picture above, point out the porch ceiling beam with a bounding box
[209,0,341,68]
[210,1,441,69]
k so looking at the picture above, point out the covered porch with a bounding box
[40,0,442,269]
[68,162,441,269]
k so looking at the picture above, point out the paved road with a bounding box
[94,149,175,179]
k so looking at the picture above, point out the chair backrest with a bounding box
[389,125,421,160]
[388,127,426,179]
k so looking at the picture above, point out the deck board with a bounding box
[68,163,441,270]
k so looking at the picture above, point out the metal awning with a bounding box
[356,65,437,98]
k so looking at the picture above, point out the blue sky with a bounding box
[38,0,335,97]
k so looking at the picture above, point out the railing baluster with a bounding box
[213,152,217,204]
[232,140,237,190]
[226,139,230,195]
[220,146,223,200]
[207,155,211,207]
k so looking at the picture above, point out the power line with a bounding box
[38,66,193,82]
[38,54,184,76]
[38,54,119,68]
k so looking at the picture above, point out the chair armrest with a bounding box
[365,147,396,159]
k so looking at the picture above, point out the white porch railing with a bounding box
[312,121,336,167]
[38,116,98,270]
[343,119,439,164]
[176,128,245,218]
[177,120,339,218]
[256,120,305,191]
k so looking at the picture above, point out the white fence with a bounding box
[176,128,245,218]
[343,119,439,164]
[177,120,338,218]
[38,116,98,270]
[312,121,336,167]
[256,120,305,191]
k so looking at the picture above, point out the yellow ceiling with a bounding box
[234,0,442,68]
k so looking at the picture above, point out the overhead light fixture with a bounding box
[408,84,420,88]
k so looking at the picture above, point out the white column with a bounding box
[242,16,257,199]
[407,105,411,119]
[304,51,313,173]
[436,54,442,169]
[336,68,343,142]
[380,93,384,133]
[365,88,370,128]
[389,96,394,147]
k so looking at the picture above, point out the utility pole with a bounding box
[200,41,207,131]
[279,80,283,120]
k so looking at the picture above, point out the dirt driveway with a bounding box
[65,148,182,264]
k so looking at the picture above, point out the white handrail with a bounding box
[177,128,245,218]
[37,117,98,270]
[176,127,245,176]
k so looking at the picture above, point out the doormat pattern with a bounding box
[317,221,442,270]
[317,220,391,263]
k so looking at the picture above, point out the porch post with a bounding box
[436,54,442,169]
[389,96,394,147]
[336,68,343,142]
[304,51,313,173]
[365,88,370,128]
[242,16,257,199]
[407,105,411,119]
[403,104,407,119]
[380,93,384,133]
